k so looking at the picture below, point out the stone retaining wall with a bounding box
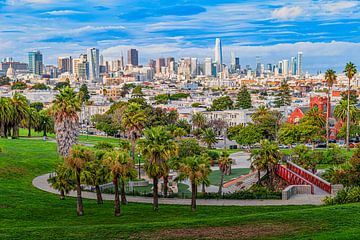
[282,185,312,200]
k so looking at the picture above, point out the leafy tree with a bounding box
[131,86,144,98]
[191,112,207,129]
[302,107,326,128]
[178,138,203,159]
[201,128,218,149]
[0,97,13,137]
[236,86,252,109]
[218,151,232,194]
[334,99,359,122]
[251,106,282,141]
[52,87,81,157]
[54,81,70,90]
[65,145,95,216]
[154,94,169,104]
[210,96,234,111]
[290,145,315,171]
[176,154,211,211]
[297,122,323,148]
[325,69,337,148]
[31,83,49,90]
[47,163,75,200]
[235,123,262,150]
[10,93,29,138]
[176,119,192,134]
[274,80,291,108]
[338,125,360,139]
[191,102,202,108]
[278,124,300,145]
[30,102,44,112]
[25,107,39,137]
[79,84,90,103]
[11,81,27,90]
[227,124,244,141]
[0,76,10,86]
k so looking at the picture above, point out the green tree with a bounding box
[30,102,44,112]
[79,84,90,103]
[218,151,232,194]
[176,119,192,134]
[11,93,29,138]
[201,128,218,149]
[227,124,244,141]
[54,81,70,90]
[137,126,178,210]
[47,163,75,200]
[302,107,326,128]
[274,80,291,108]
[250,140,282,188]
[176,154,211,211]
[65,145,95,216]
[0,76,10,86]
[25,107,39,137]
[278,124,300,145]
[52,87,81,157]
[11,81,27,90]
[31,83,49,90]
[344,62,357,151]
[325,69,337,148]
[191,112,207,130]
[131,86,144,98]
[210,96,234,111]
[235,123,262,150]
[35,109,54,137]
[0,97,12,137]
[236,86,252,109]
[251,106,282,141]
[102,150,136,216]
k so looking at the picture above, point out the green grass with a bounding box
[209,148,243,154]
[208,168,250,186]
[2,138,360,239]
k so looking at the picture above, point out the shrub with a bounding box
[324,186,360,205]
[321,144,346,164]
[94,141,114,150]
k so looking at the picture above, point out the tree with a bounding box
[250,139,282,188]
[10,93,29,138]
[65,145,95,216]
[79,84,90,103]
[235,123,262,150]
[338,125,360,139]
[11,81,27,90]
[344,62,357,151]
[176,119,192,134]
[297,122,323,148]
[31,83,49,90]
[302,107,326,128]
[325,69,337,148]
[191,112,207,130]
[334,100,359,123]
[251,106,282,141]
[176,154,211,211]
[227,124,244,141]
[47,164,75,200]
[131,86,144,98]
[52,87,81,157]
[218,151,232,194]
[178,138,203,159]
[103,150,136,216]
[210,96,234,111]
[0,97,12,137]
[30,102,44,112]
[274,80,291,108]
[122,103,146,163]
[0,76,10,86]
[25,107,39,137]
[35,110,54,137]
[54,81,70,90]
[236,86,252,109]
[137,126,178,210]
[278,124,300,146]
[201,128,218,149]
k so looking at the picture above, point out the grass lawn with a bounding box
[2,138,360,239]
[208,168,250,186]
[209,148,243,154]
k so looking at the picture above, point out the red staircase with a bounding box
[275,162,332,194]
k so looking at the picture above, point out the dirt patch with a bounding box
[129,223,305,240]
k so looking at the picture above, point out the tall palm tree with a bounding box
[344,62,357,151]
[250,140,282,188]
[11,93,29,138]
[35,109,54,137]
[191,112,207,130]
[176,154,211,211]
[201,128,218,149]
[137,126,178,210]
[334,100,358,122]
[47,163,75,200]
[325,69,337,148]
[25,107,39,137]
[0,97,12,138]
[102,150,136,216]
[52,87,81,157]
[81,159,108,204]
[65,145,95,216]
[122,103,146,164]
[218,151,232,194]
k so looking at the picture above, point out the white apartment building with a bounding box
[202,109,254,127]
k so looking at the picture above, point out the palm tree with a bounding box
[218,151,232,194]
[137,126,178,210]
[250,140,282,188]
[0,97,12,138]
[201,128,218,149]
[191,112,207,130]
[334,100,358,122]
[47,163,75,200]
[325,69,337,148]
[122,103,146,164]
[10,93,29,138]
[52,87,81,157]
[344,62,357,151]
[102,150,136,216]
[176,155,211,211]
[25,107,39,137]
[35,109,54,137]
[65,145,95,216]
[81,159,108,204]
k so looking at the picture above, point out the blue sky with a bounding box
[0,0,359,72]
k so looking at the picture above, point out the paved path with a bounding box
[33,173,325,206]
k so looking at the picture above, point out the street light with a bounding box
[138,154,141,179]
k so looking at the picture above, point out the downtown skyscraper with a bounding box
[214,38,223,72]
[127,49,139,66]
[28,50,43,75]
[87,48,100,83]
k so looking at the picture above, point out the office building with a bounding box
[297,52,303,76]
[190,58,198,77]
[28,51,43,75]
[127,49,138,66]
[87,48,100,82]
[156,58,165,74]
[282,59,289,76]
[203,58,212,76]
[291,57,297,75]
[214,38,223,72]
[57,57,72,73]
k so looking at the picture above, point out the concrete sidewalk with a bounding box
[33,173,326,206]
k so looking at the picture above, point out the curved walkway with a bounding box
[33,173,325,206]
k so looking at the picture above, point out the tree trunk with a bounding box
[12,125,19,139]
[0,122,4,138]
[153,177,159,211]
[257,170,261,183]
[113,176,121,216]
[191,182,197,211]
[43,127,47,137]
[76,171,84,216]
[28,120,31,137]
[218,172,224,194]
[131,138,136,162]
[346,78,351,152]
[60,189,65,200]
[202,182,206,193]
[326,90,330,149]
[163,175,168,197]
[121,180,127,205]
[95,185,103,204]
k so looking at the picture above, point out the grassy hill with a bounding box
[1,138,360,239]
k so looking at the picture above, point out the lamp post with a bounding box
[138,154,141,179]
[86,120,89,140]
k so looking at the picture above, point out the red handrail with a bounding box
[275,165,314,194]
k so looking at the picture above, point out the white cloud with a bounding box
[271,6,303,20]
[45,10,86,15]
[322,1,358,12]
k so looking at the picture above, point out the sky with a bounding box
[0,0,359,73]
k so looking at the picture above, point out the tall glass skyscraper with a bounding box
[297,52,303,76]
[214,38,223,71]
[28,51,43,75]
[87,48,100,83]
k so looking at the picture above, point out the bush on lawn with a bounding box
[324,186,360,205]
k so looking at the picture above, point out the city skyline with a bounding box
[0,1,359,72]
